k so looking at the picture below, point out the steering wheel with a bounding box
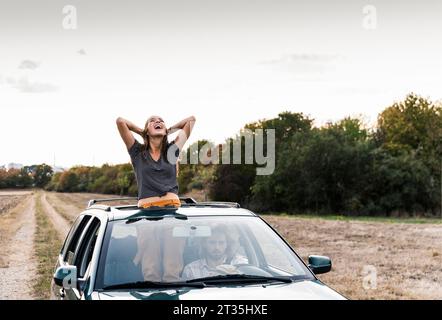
[214,264,240,275]
[232,264,273,277]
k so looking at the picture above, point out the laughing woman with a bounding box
[116,115,196,282]
[116,115,196,208]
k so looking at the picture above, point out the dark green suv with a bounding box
[51,198,345,300]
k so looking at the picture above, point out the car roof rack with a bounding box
[187,201,241,208]
[87,197,136,208]
[86,196,240,210]
[87,196,199,208]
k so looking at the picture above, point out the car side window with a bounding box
[60,216,81,256]
[74,218,101,278]
[63,215,92,264]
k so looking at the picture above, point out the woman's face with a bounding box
[146,116,167,137]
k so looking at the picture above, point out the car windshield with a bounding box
[95,215,314,289]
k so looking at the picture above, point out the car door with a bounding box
[64,217,101,300]
[52,214,92,300]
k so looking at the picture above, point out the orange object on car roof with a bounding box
[140,198,181,209]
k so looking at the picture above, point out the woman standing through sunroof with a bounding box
[116,115,196,282]
[116,115,195,208]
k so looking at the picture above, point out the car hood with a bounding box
[97,280,346,300]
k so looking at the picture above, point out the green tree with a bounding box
[178,139,215,194]
[14,167,33,188]
[251,117,374,213]
[376,93,442,215]
[116,164,135,195]
[377,93,442,156]
[58,171,79,192]
[365,149,435,215]
[209,163,256,205]
[33,164,53,188]
[211,112,313,206]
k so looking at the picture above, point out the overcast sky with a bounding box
[1,0,441,167]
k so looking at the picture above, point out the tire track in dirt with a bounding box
[39,192,71,240]
[0,194,37,300]
[45,192,82,223]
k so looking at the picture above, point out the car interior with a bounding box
[102,227,250,285]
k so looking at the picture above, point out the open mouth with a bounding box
[154,124,162,130]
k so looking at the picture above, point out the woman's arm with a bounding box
[167,116,195,135]
[116,117,143,149]
[168,116,196,151]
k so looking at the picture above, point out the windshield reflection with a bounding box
[96,216,313,289]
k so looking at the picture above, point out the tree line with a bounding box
[1,93,441,216]
[209,93,442,216]
[0,164,53,189]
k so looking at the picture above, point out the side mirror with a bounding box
[53,266,78,288]
[308,255,332,275]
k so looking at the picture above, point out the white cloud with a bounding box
[6,76,58,93]
[262,53,342,64]
[259,53,344,80]
[18,59,40,70]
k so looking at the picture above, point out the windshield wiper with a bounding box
[103,280,205,290]
[186,274,295,285]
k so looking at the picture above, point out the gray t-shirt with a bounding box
[128,139,180,199]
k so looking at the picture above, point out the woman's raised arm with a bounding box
[116,117,143,150]
[167,116,196,151]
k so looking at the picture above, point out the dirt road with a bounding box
[40,193,71,239]
[0,193,37,299]
[0,190,74,299]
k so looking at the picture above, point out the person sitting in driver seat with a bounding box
[181,224,247,280]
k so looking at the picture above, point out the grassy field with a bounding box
[33,192,64,299]
[266,212,442,224]
[1,189,442,299]
[261,214,442,299]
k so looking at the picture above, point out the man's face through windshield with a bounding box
[203,231,227,261]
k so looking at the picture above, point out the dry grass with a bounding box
[52,192,134,210]
[33,192,64,299]
[261,215,442,300]
[0,195,27,216]
[45,192,79,223]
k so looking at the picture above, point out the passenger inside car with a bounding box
[181,224,248,280]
